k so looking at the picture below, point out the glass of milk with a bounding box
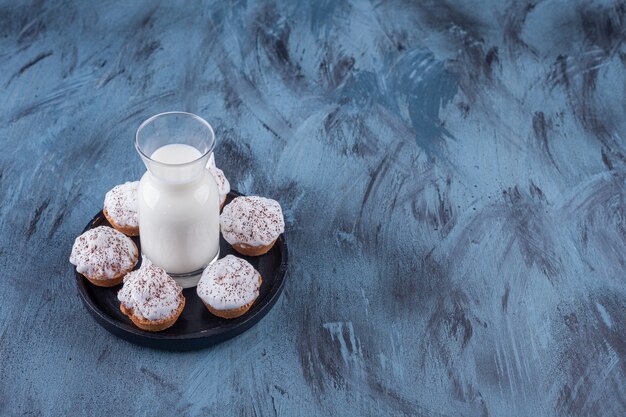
[135,112,220,288]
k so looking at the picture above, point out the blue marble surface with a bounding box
[1,0,626,415]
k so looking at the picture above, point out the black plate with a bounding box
[74,191,288,351]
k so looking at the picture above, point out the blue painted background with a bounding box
[1,0,626,415]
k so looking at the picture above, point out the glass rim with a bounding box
[135,111,216,167]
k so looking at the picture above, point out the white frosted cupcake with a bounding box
[70,226,138,287]
[118,263,185,332]
[103,181,139,236]
[207,154,230,209]
[220,196,284,256]
[197,255,262,319]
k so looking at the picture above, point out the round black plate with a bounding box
[74,191,288,351]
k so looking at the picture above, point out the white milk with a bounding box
[150,143,201,164]
[137,143,220,285]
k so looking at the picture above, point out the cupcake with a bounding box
[103,181,139,236]
[70,226,138,287]
[197,255,262,319]
[118,263,185,332]
[220,196,284,256]
[207,153,230,209]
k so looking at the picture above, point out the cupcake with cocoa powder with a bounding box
[70,226,138,287]
[103,181,139,236]
[220,196,284,256]
[206,154,230,209]
[118,263,185,332]
[197,255,262,319]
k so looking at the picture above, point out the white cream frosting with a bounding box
[117,263,183,321]
[197,255,261,310]
[69,226,137,280]
[103,181,139,227]
[207,153,230,206]
[220,196,284,246]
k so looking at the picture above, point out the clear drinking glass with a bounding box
[135,112,220,288]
